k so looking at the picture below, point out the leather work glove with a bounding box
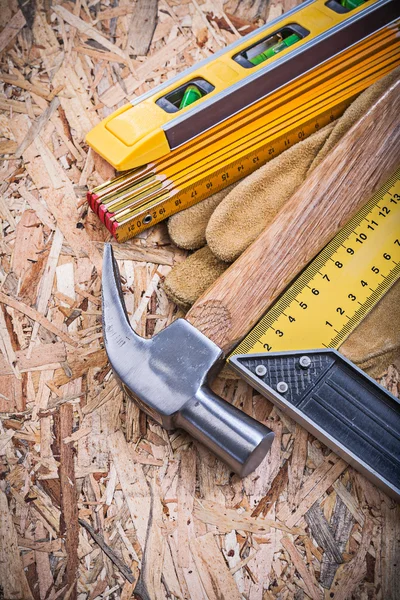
[164,67,400,379]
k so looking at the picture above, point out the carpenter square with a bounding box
[102,78,400,478]
[230,350,400,500]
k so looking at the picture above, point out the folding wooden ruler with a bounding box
[229,170,400,499]
[86,0,400,241]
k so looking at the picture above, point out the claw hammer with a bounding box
[102,77,400,477]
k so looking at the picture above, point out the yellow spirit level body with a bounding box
[86,0,399,171]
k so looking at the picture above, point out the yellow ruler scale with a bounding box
[109,88,354,217]
[229,169,400,358]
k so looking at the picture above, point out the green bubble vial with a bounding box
[249,33,301,66]
[341,0,366,9]
[179,85,204,109]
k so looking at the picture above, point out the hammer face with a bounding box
[102,244,224,427]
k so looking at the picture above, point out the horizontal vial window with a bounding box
[233,24,309,69]
[155,78,215,113]
[326,0,369,14]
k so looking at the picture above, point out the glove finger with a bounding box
[163,245,228,309]
[206,123,334,263]
[167,183,238,250]
[309,65,400,172]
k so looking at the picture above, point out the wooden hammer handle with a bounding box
[186,76,400,353]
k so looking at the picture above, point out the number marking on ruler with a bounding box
[229,169,400,358]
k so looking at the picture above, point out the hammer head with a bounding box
[102,244,224,426]
[102,244,274,477]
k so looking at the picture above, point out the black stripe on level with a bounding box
[165,0,399,149]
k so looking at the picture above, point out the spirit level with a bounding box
[86,0,400,241]
[229,170,400,500]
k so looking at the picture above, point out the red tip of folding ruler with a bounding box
[98,203,110,225]
[86,190,93,211]
[90,193,100,214]
[87,191,101,215]
[111,221,119,237]
[103,212,115,233]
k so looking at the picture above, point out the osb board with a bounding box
[0,1,399,599]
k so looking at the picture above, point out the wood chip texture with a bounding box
[0,1,398,599]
